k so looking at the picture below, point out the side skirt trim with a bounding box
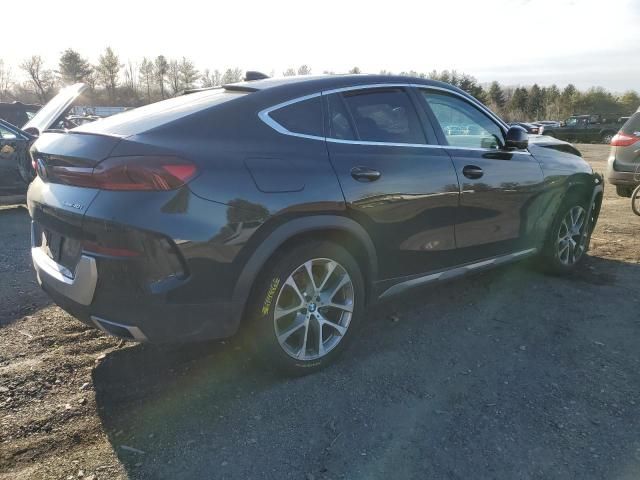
[378,248,537,299]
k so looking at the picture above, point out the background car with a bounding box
[0,119,34,188]
[0,83,88,184]
[26,75,602,374]
[0,101,40,128]
[509,122,540,134]
[607,109,640,197]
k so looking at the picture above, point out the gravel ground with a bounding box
[1,144,639,480]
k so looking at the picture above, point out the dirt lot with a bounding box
[1,144,639,480]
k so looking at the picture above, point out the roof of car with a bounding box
[224,74,472,98]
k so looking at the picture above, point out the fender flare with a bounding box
[230,215,378,327]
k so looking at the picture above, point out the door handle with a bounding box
[350,166,381,182]
[462,165,484,179]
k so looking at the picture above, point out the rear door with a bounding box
[417,88,545,262]
[324,86,460,279]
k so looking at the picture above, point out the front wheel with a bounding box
[540,196,593,274]
[246,240,365,375]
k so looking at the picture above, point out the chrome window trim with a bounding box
[257,83,531,155]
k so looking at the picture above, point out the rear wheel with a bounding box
[246,240,365,375]
[602,132,615,144]
[616,185,634,198]
[632,184,640,217]
[540,194,593,274]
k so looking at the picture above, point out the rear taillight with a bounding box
[610,133,639,147]
[48,156,198,191]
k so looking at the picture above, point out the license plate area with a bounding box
[36,224,82,276]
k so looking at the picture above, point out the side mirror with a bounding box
[504,126,529,150]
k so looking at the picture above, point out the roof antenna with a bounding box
[244,71,270,81]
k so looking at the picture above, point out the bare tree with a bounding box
[297,65,312,75]
[0,59,13,101]
[139,57,155,103]
[154,55,168,99]
[167,59,181,95]
[20,55,56,103]
[283,67,296,77]
[221,68,243,84]
[123,61,138,93]
[96,47,122,103]
[348,66,361,74]
[201,69,222,88]
[178,57,199,90]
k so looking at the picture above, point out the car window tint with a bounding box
[621,112,640,135]
[270,96,323,137]
[0,126,17,139]
[421,91,504,149]
[341,89,426,144]
[327,94,356,140]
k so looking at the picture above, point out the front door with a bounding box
[418,88,545,263]
[324,87,460,279]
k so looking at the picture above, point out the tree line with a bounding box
[0,47,638,122]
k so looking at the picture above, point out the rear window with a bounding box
[269,96,323,137]
[73,89,246,137]
[621,112,640,135]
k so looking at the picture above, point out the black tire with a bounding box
[632,184,640,217]
[540,192,593,274]
[601,132,615,144]
[616,185,634,198]
[244,240,365,375]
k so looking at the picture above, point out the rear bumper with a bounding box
[30,219,241,343]
[607,157,639,186]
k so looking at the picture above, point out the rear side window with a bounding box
[327,94,356,140]
[269,96,323,137]
[622,112,640,135]
[340,89,426,144]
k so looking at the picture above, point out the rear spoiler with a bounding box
[182,71,270,96]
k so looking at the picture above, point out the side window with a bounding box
[421,91,504,149]
[340,89,426,144]
[327,94,356,140]
[0,126,17,140]
[269,96,323,137]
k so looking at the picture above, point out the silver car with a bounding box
[607,109,640,197]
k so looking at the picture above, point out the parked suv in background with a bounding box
[544,114,624,144]
[608,109,640,197]
[27,75,603,374]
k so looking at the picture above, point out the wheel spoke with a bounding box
[285,277,305,304]
[274,304,305,320]
[298,320,310,359]
[277,315,306,343]
[326,302,353,313]
[317,312,347,336]
[317,261,337,292]
[328,274,351,302]
[303,261,317,290]
[315,317,325,356]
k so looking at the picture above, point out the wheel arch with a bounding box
[230,215,378,329]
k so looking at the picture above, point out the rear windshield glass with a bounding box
[73,89,246,137]
[269,96,323,137]
[621,112,640,135]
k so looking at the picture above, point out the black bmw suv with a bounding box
[27,75,603,373]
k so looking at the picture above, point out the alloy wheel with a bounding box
[274,258,354,361]
[557,205,588,265]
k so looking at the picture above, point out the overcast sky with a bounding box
[4,0,639,92]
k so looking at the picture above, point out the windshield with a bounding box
[621,112,640,135]
[23,83,86,134]
[565,117,578,126]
